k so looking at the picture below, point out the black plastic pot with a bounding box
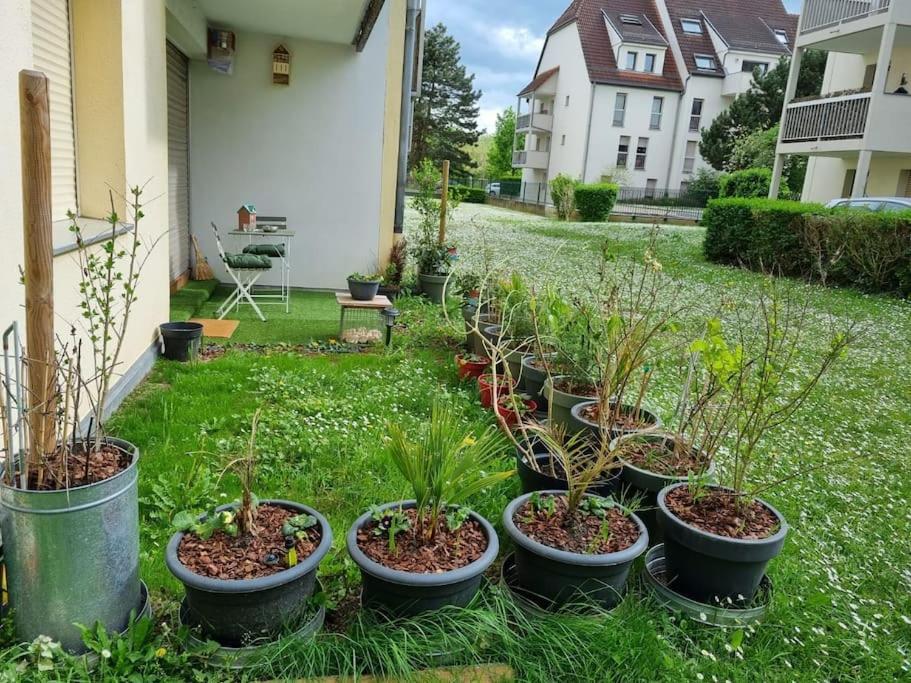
[347,279,381,301]
[346,501,498,616]
[542,376,598,434]
[419,273,449,304]
[610,433,714,545]
[517,451,620,498]
[569,400,662,446]
[520,355,553,407]
[656,483,788,603]
[503,491,648,608]
[165,500,332,647]
[160,322,204,362]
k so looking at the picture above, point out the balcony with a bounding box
[782,92,871,143]
[800,0,891,34]
[512,150,549,170]
[722,71,754,98]
[517,112,553,133]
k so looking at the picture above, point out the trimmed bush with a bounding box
[574,183,619,222]
[719,168,773,199]
[453,185,487,204]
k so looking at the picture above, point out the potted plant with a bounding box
[478,372,515,409]
[0,187,160,652]
[166,411,332,645]
[495,393,537,428]
[656,289,855,603]
[410,159,461,304]
[378,240,407,301]
[503,424,648,608]
[455,352,490,380]
[346,402,512,615]
[347,272,383,301]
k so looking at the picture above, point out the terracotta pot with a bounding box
[455,353,490,380]
[478,374,515,409]
[495,398,537,427]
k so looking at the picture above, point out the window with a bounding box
[863,64,877,91]
[645,179,658,199]
[561,134,566,146]
[689,98,704,132]
[683,140,698,174]
[742,61,769,75]
[626,51,638,70]
[681,19,702,34]
[680,180,691,194]
[565,95,570,107]
[774,29,788,45]
[650,97,664,129]
[635,137,648,170]
[841,169,857,198]
[644,53,656,73]
[613,92,627,126]
[694,54,716,71]
[620,14,642,25]
[616,136,630,168]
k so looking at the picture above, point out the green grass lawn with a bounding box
[10,204,908,682]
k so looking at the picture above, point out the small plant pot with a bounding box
[656,483,788,603]
[521,355,553,407]
[346,501,499,616]
[495,398,537,427]
[516,450,620,498]
[165,500,333,647]
[160,322,204,362]
[542,376,598,434]
[418,273,449,304]
[478,373,515,409]
[569,400,661,446]
[610,433,714,545]
[503,491,648,609]
[455,353,490,380]
[347,279,381,301]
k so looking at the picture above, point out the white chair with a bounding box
[210,221,272,322]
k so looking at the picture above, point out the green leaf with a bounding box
[171,510,196,532]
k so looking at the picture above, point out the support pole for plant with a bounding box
[19,69,56,466]
[438,159,450,244]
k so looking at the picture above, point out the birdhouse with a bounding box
[272,44,291,85]
[238,204,257,231]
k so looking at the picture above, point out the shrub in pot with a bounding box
[166,412,332,645]
[347,402,512,615]
[410,159,460,304]
[478,373,515,409]
[347,272,383,301]
[495,393,537,427]
[656,293,856,603]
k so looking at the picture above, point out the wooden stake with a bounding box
[19,70,56,467]
[438,159,450,244]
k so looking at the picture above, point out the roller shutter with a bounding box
[167,42,190,282]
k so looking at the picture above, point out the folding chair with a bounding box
[210,221,272,322]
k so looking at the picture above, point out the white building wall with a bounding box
[189,20,392,290]
[667,76,724,187]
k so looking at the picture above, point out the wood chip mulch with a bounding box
[514,495,640,555]
[177,504,320,580]
[553,379,598,397]
[29,444,131,490]
[356,508,487,573]
[665,487,780,540]
[619,440,706,477]
[581,404,652,431]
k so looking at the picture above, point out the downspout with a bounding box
[580,82,596,183]
[394,0,421,237]
[665,75,690,189]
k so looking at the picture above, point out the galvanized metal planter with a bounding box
[0,438,140,653]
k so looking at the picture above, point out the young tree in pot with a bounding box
[503,424,648,609]
[656,287,856,604]
[346,402,512,616]
[487,273,537,389]
[166,410,332,646]
[0,187,161,652]
[411,159,461,304]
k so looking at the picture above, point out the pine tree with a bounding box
[410,24,482,176]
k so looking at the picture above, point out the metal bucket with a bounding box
[0,438,140,653]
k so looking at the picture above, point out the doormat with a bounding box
[189,319,239,339]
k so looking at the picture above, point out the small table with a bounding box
[335,293,391,338]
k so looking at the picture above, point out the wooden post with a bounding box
[19,69,56,465]
[438,159,450,244]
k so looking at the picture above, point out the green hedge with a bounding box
[452,185,487,204]
[574,183,619,222]
[719,168,772,199]
[702,198,911,295]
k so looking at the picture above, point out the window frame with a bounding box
[635,137,648,171]
[616,135,630,168]
[644,53,657,73]
[626,51,638,71]
[613,92,628,127]
[650,96,664,130]
[694,54,716,71]
[689,98,704,132]
[680,19,703,34]
[683,140,698,174]
[774,29,788,45]
[742,60,769,75]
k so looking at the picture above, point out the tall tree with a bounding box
[700,51,827,171]
[410,24,482,176]
[486,107,519,179]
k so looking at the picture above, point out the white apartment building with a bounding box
[515,0,798,195]
[770,1,911,203]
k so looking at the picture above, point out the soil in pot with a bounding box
[618,438,704,477]
[178,505,321,580]
[355,508,486,573]
[545,377,598,433]
[577,403,659,439]
[664,487,778,541]
[514,495,640,555]
[27,441,132,490]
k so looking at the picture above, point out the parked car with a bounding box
[486,182,501,197]
[825,197,911,212]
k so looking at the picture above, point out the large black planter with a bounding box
[656,483,788,603]
[517,450,619,498]
[610,433,714,545]
[569,400,661,445]
[419,273,449,304]
[521,355,552,407]
[160,322,203,362]
[165,500,332,647]
[503,491,648,609]
[347,501,498,616]
[542,377,598,434]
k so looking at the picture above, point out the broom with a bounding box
[191,235,215,281]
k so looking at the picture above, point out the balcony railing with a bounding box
[782,93,871,143]
[517,112,553,132]
[512,150,549,169]
[517,113,532,129]
[802,0,890,33]
[513,150,527,165]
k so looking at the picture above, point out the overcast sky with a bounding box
[426,1,803,134]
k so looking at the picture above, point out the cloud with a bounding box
[478,107,501,135]
[486,25,546,60]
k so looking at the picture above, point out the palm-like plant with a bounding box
[387,402,513,543]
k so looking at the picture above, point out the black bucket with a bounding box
[160,322,204,362]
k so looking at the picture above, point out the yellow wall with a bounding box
[378,0,406,268]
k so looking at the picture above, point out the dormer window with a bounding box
[681,19,702,34]
[774,29,788,45]
[644,53,656,73]
[626,51,638,70]
[694,54,716,71]
[620,14,642,25]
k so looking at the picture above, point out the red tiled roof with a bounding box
[518,67,560,96]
